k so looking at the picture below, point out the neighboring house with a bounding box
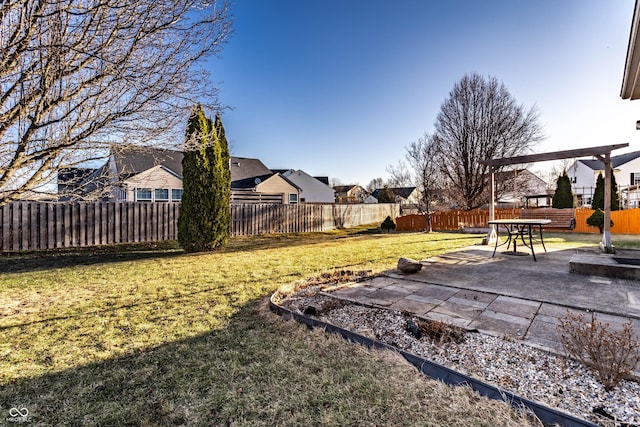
[274,169,334,203]
[567,151,640,208]
[107,146,185,202]
[363,194,378,204]
[370,187,421,205]
[370,186,421,214]
[494,169,551,208]
[58,147,300,204]
[333,185,368,203]
[229,158,300,204]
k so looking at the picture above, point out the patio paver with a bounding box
[325,243,640,363]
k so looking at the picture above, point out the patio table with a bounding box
[488,219,551,262]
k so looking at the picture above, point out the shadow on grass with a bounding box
[0,241,185,274]
[0,295,540,427]
[0,297,448,426]
[0,300,272,426]
[0,226,392,274]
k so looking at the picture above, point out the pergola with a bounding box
[482,143,629,253]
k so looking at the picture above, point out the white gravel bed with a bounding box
[277,290,640,427]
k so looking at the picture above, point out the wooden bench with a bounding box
[520,208,576,230]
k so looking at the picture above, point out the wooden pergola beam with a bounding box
[482,143,629,253]
[480,144,629,167]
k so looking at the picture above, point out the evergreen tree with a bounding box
[212,112,231,246]
[381,216,396,232]
[591,170,620,211]
[611,170,620,211]
[552,171,574,209]
[377,186,396,203]
[591,173,604,211]
[178,105,230,251]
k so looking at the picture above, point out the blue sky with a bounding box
[209,0,639,186]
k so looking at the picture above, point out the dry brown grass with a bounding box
[256,301,542,427]
[0,229,544,425]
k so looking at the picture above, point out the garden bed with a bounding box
[274,272,640,427]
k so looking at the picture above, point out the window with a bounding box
[633,172,640,185]
[155,188,169,202]
[135,188,152,202]
[171,189,183,201]
[289,193,298,204]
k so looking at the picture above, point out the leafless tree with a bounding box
[432,73,544,210]
[385,160,413,187]
[406,133,444,230]
[0,0,231,204]
[366,177,385,193]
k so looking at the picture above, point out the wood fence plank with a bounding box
[53,204,62,248]
[126,203,133,242]
[1,205,8,251]
[18,203,28,250]
[113,202,121,243]
[45,204,54,249]
[78,203,86,247]
[37,203,47,250]
[101,203,108,245]
[172,203,178,239]
[62,204,70,247]
[11,203,20,251]
[161,204,168,240]
[132,203,139,242]
[29,202,38,250]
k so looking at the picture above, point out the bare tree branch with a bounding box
[0,0,231,204]
[386,160,412,187]
[432,73,544,210]
[406,133,444,216]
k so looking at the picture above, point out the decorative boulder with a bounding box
[398,257,422,274]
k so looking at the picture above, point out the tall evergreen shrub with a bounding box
[377,186,395,203]
[552,171,574,209]
[212,112,231,246]
[591,171,620,211]
[591,173,604,211]
[178,105,231,251]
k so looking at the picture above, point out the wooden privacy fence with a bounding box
[396,209,520,232]
[396,207,640,235]
[0,201,399,252]
[0,202,180,252]
[232,203,400,236]
[573,207,640,234]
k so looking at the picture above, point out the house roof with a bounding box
[112,146,183,180]
[390,187,416,199]
[231,173,276,189]
[58,167,100,184]
[274,169,331,186]
[229,157,273,184]
[577,150,640,170]
[371,187,416,199]
[111,147,276,187]
[270,169,290,175]
[333,185,362,193]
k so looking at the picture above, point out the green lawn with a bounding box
[0,228,607,426]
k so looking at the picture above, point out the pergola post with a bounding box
[599,153,613,252]
[484,166,496,245]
